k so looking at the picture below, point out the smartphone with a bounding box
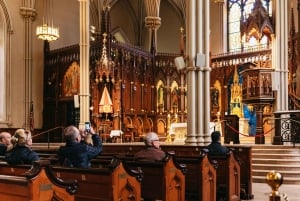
[85,122,91,132]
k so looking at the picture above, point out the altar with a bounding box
[169,123,187,143]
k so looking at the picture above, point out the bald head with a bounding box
[143,132,160,147]
[0,132,12,146]
[64,126,81,143]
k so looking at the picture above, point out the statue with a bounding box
[211,88,219,107]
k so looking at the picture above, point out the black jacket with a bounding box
[6,145,40,165]
[207,142,229,155]
[58,134,102,168]
[0,144,7,156]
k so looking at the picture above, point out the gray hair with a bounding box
[144,132,159,146]
[64,126,80,143]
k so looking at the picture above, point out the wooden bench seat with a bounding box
[34,143,253,200]
[208,152,240,201]
[52,158,142,201]
[122,152,187,201]
[0,160,77,201]
[92,152,186,201]
[0,158,142,201]
[174,150,217,201]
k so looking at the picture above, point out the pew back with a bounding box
[122,152,186,201]
[52,158,142,201]
[0,160,77,201]
[208,152,240,201]
[175,153,217,201]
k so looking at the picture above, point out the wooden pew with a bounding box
[52,157,143,201]
[208,151,240,201]
[174,150,217,201]
[229,145,254,199]
[34,143,253,200]
[121,151,187,201]
[0,160,77,201]
[99,144,252,200]
[92,152,187,201]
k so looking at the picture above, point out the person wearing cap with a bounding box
[134,132,166,161]
[207,131,229,155]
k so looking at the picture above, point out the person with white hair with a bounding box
[0,131,12,155]
[134,132,166,161]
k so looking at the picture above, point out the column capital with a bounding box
[145,16,161,30]
[20,7,36,21]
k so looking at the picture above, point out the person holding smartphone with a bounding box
[79,122,93,145]
[58,124,102,168]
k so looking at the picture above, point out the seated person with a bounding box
[134,132,166,161]
[58,125,102,168]
[207,131,229,155]
[0,131,12,155]
[5,129,40,165]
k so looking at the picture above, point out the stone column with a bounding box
[20,0,36,130]
[203,0,211,144]
[185,0,210,145]
[185,0,197,145]
[78,0,90,128]
[144,0,161,53]
[273,0,289,111]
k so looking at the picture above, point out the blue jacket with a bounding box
[6,145,40,165]
[58,134,102,168]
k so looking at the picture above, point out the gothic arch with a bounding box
[0,0,13,124]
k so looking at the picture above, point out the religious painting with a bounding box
[62,61,80,97]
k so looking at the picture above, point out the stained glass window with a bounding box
[228,0,272,52]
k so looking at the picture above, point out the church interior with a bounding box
[1,0,300,200]
[0,0,299,144]
[0,0,300,144]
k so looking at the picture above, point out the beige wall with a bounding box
[2,0,79,129]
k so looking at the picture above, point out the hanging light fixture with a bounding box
[96,32,114,83]
[36,0,59,41]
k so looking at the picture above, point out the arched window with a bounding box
[228,0,272,52]
[0,0,12,123]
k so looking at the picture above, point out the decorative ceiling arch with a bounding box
[0,0,13,33]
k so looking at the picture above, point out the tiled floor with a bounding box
[250,182,299,201]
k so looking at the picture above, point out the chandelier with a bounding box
[36,0,59,41]
[96,33,114,83]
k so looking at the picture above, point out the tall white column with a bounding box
[203,0,211,143]
[185,0,210,145]
[185,0,197,144]
[272,0,289,111]
[79,0,90,127]
[20,1,36,130]
[196,0,204,144]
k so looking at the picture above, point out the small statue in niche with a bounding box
[211,88,219,107]
[171,86,180,107]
